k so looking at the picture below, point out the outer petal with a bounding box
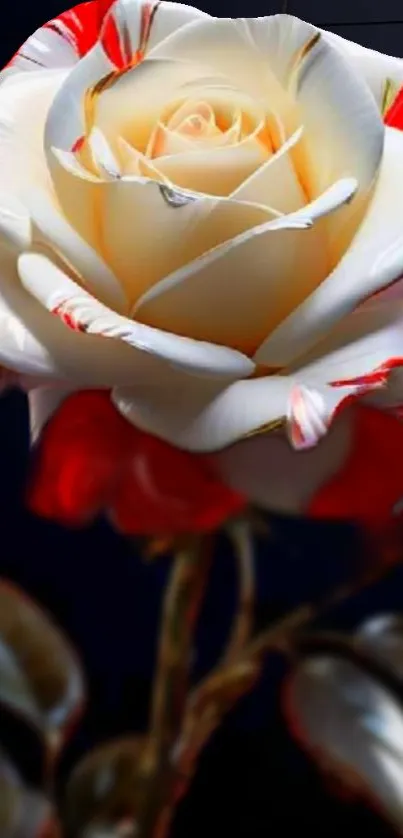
[210,411,353,516]
[256,126,403,366]
[96,0,210,69]
[0,240,250,386]
[322,27,403,111]
[114,298,403,454]
[0,245,189,385]
[213,403,403,525]
[18,251,254,379]
[3,0,209,75]
[3,2,101,74]
[28,385,79,443]
[0,255,137,383]
[0,69,67,198]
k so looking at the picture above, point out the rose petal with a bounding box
[230,125,306,213]
[255,126,403,366]
[18,251,254,379]
[210,410,353,516]
[322,27,403,110]
[149,14,384,198]
[98,0,210,68]
[0,68,68,198]
[133,179,356,355]
[95,174,274,307]
[289,299,403,388]
[28,385,78,443]
[25,186,127,313]
[0,249,180,385]
[112,375,292,452]
[0,254,133,383]
[3,1,97,74]
[115,296,403,455]
[28,389,244,534]
[154,133,269,196]
[44,57,229,246]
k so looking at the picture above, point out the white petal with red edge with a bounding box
[290,300,403,386]
[100,0,210,67]
[7,24,78,74]
[18,252,254,379]
[133,178,356,355]
[116,298,403,452]
[256,126,403,366]
[0,247,187,386]
[4,0,210,77]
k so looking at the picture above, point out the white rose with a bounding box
[2,0,403,516]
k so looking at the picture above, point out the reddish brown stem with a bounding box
[135,536,213,838]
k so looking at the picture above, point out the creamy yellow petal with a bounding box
[155,133,269,195]
[255,126,403,366]
[134,179,356,355]
[151,16,382,177]
[99,176,273,307]
[230,126,306,213]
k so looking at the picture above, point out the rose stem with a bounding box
[172,521,403,794]
[223,520,256,663]
[135,534,213,838]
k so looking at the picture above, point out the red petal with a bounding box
[110,433,245,536]
[308,405,403,526]
[28,391,134,527]
[27,391,245,535]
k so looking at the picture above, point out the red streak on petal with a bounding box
[100,12,126,68]
[72,136,85,153]
[51,303,87,333]
[44,2,101,58]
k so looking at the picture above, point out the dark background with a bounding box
[1,2,403,835]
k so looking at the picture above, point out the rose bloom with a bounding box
[3,0,403,532]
